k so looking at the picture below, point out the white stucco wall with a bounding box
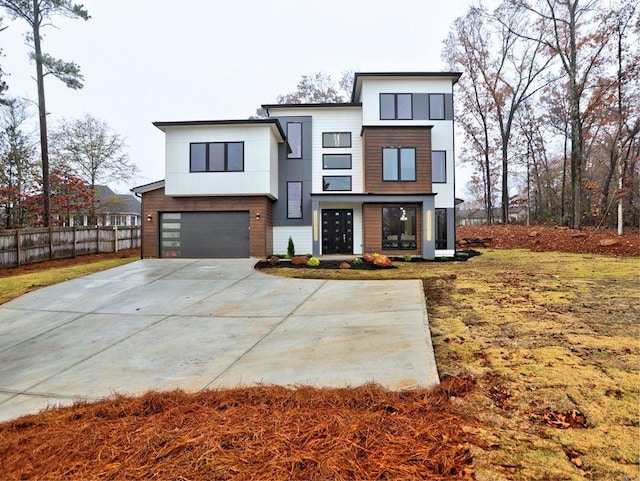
[163,124,280,198]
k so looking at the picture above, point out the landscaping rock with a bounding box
[268,255,280,265]
[291,255,309,266]
[373,254,393,268]
[598,238,620,247]
[339,262,351,269]
[528,231,540,237]
[363,252,375,263]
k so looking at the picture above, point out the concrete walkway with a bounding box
[0,259,439,422]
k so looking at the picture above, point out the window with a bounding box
[322,154,352,169]
[436,208,448,249]
[380,93,412,120]
[322,176,352,191]
[382,207,417,249]
[382,147,416,181]
[287,182,302,219]
[322,132,351,148]
[190,142,244,172]
[432,151,446,183]
[287,122,302,159]
[429,94,445,120]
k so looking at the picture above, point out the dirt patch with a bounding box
[0,249,140,278]
[458,224,639,257]
[0,380,476,481]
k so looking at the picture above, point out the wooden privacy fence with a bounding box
[0,226,141,269]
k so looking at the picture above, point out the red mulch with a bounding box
[0,378,476,481]
[457,225,639,257]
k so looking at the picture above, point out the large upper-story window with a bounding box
[382,147,416,181]
[287,122,302,159]
[379,93,449,120]
[190,142,244,172]
[322,132,351,148]
[380,93,412,120]
[432,151,446,183]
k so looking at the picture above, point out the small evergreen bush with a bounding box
[287,236,295,258]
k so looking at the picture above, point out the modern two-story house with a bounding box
[132,72,461,259]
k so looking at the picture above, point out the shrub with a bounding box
[372,252,380,259]
[307,257,320,267]
[353,257,363,265]
[287,236,295,258]
[403,254,412,262]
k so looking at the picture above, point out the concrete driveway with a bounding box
[0,259,439,422]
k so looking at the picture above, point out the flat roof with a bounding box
[351,71,463,101]
[152,119,286,141]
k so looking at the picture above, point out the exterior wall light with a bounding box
[255,212,260,220]
[146,214,152,222]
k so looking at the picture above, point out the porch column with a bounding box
[312,199,320,256]
[422,196,435,260]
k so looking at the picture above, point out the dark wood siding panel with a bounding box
[140,187,272,257]
[363,127,433,193]
[362,203,422,256]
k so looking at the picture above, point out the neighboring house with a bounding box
[55,185,141,227]
[457,206,528,226]
[132,72,461,259]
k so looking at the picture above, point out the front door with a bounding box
[322,209,353,254]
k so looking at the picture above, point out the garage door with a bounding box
[160,212,249,258]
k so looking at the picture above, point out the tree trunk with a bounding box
[32,0,50,227]
[501,142,509,224]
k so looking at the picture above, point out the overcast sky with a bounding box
[2,0,474,194]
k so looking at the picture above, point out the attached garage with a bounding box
[160,211,249,258]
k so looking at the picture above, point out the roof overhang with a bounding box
[351,72,463,102]
[131,179,165,195]
[152,119,286,143]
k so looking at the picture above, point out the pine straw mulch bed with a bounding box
[0,376,476,481]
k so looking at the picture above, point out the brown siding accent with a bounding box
[362,203,422,256]
[140,187,273,258]
[362,126,433,193]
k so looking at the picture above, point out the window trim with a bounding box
[382,147,417,182]
[287,181,303,219]
[322,154,352,170]
[189,141,244,172]
[380,93,413,120]
[322,175,352,191]
[287,122,302,159]
[322,132,352,148]
[432,150,447,183]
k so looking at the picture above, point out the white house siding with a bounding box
[431,122,455,208]
[267,107,363,195]
[164,124,279,198]
[273,226,313,255]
